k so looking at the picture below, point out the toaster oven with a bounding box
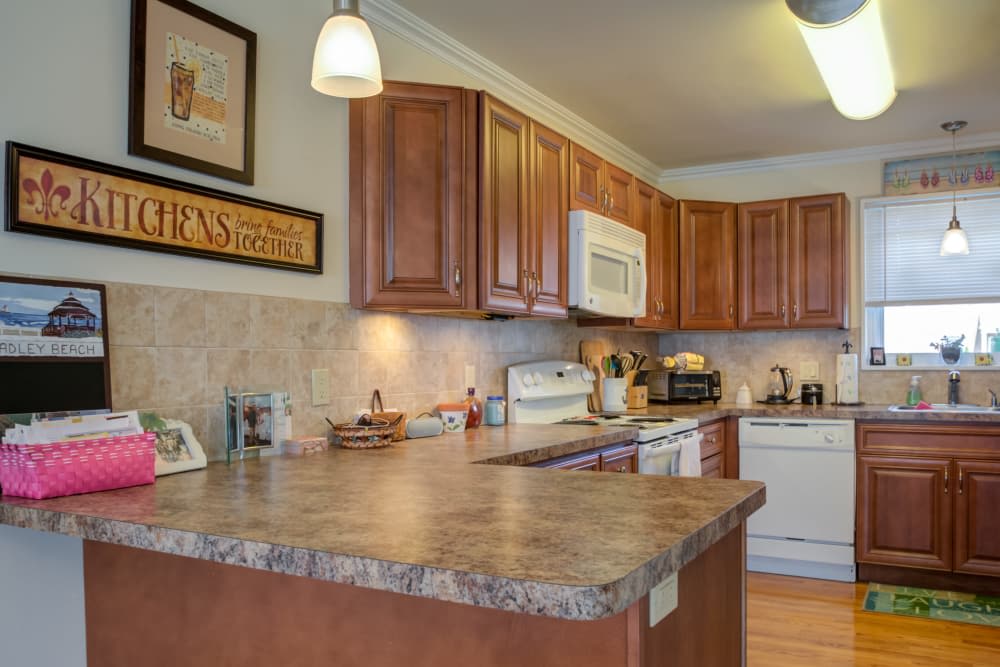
[648,370,722,404]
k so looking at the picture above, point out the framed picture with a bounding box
[146,417,207,476]
[129,0,257,184]
[241,392,273,449]
[870,347,886,366]
[225,388,290,461]
[0,275,111,413]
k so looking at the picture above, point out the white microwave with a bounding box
[568,210,646,318]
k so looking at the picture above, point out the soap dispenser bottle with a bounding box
[906,376,923,406]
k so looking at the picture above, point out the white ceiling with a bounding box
[387,0,1000,170]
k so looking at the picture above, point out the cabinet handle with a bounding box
[532,272,540,299]
[523,269,531,303]
[599,186,607,213]
[709,436,717,444]
[958,468,964,494]
[793,303,799,320]
[944,468,949,494]
[729,304,734,319]
[618,465,628,473]
[781,304,786,317]
[609,195,615,212]
[658,299,664,316]
[454,262,461,296]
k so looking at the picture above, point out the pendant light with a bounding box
[940,120,970,256]
[786,0,896,120]
[311,0,383,98]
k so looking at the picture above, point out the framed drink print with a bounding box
[129,0,257,184]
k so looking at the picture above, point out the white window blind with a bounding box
[864,193,1000,306]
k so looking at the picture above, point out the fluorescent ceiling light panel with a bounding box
[790,0,896,120]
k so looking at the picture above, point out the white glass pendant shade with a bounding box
[791,0,896,120]
[940,216,969,256]
[311,12,383,98]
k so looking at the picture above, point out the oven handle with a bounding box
[641,441,682,458]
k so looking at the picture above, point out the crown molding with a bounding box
[363,0,662,183]
[659,131,1000,183]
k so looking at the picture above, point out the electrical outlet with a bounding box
[311,368,330,407]
[800,361,820,381]
[649,573,678,627]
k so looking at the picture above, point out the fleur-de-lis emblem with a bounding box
[22,169,71,221]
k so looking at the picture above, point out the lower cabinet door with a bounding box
[856,455,953,571]
[701,453,723,478]
[954,460,1000,576]
[600,444,638,473]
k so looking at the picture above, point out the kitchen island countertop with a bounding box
[0,423,764,621]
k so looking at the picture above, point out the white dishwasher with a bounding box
[739,417,856,582]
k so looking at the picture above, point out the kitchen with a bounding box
[2,0,1000,665]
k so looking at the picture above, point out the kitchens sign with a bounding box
[5,142,322,273]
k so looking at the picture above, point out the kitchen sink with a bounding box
[887,403,1000,414]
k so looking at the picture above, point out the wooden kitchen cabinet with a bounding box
[698,418,727,479]
[856,422,1000,584]
[737,193,847,330]
[954,460,1000,575]
[679,200,737,330]
[350,82,478,310]
[541,451,602,471]
[479,93,568,317]
[632,183,678,330]
[856,455,953,571]
[600,443,638,473]
[569,142,634,226]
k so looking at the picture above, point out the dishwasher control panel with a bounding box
[738,418,855,450]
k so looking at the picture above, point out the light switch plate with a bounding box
[311,368,330,407]
[800,360,820,381]
[649,572,678,627]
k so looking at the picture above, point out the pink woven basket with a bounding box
[0,432,156,500]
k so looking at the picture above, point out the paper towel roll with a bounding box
[836,353,859,404]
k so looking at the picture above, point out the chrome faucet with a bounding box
[990,388,998,408]
[947,370,961,406]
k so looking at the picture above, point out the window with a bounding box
[862,190,1000,369]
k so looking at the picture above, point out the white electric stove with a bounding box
[507,360,700,475]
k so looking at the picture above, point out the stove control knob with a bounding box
[522,374,534,387]
[532,372,544,385]
[579,370,589,383]
[824,433,835,444]
[585,369,597,382]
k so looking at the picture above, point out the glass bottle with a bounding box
[463,388,483,428]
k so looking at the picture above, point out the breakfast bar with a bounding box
[0,425,764,666]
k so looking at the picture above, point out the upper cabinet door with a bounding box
[738,199,789,329]
[679,200,737,330]
[569,142,605,214]
[349,82,475,309]
[656,191,679,329]
[479,93,530,315]
[632,181,658,328]
[528,120,569,318]
[605,162,635,226]
[788,193,847,329]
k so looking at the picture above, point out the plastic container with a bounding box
[436,403,469,433]
[906,376,923,406]
[463,388,483,429]
[735,382,753,407]
[484,396,505,426]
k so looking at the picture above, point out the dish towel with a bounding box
[679,432,703,477]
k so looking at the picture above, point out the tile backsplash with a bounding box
[659,328,1000,406]
[105,282,659,461]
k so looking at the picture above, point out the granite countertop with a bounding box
[638,401,1000,423]
[0,424,764,621]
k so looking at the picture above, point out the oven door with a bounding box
[638,439,681,476]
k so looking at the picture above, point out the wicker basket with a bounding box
[331,418,395,449]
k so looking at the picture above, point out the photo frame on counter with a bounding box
[225,387,291,462]
[129,0,257,184]
[6,142,322,273]
[0,275,111,413]
[140,413,208,476]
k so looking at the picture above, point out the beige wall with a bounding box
[659,159,1000,404]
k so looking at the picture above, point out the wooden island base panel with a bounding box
[84,527,744,667]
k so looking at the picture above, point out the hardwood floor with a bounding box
[747,573,1000,667]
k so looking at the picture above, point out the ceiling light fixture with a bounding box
[940,120,970,256]
[311,0,383,98]
[786,0,896,120]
